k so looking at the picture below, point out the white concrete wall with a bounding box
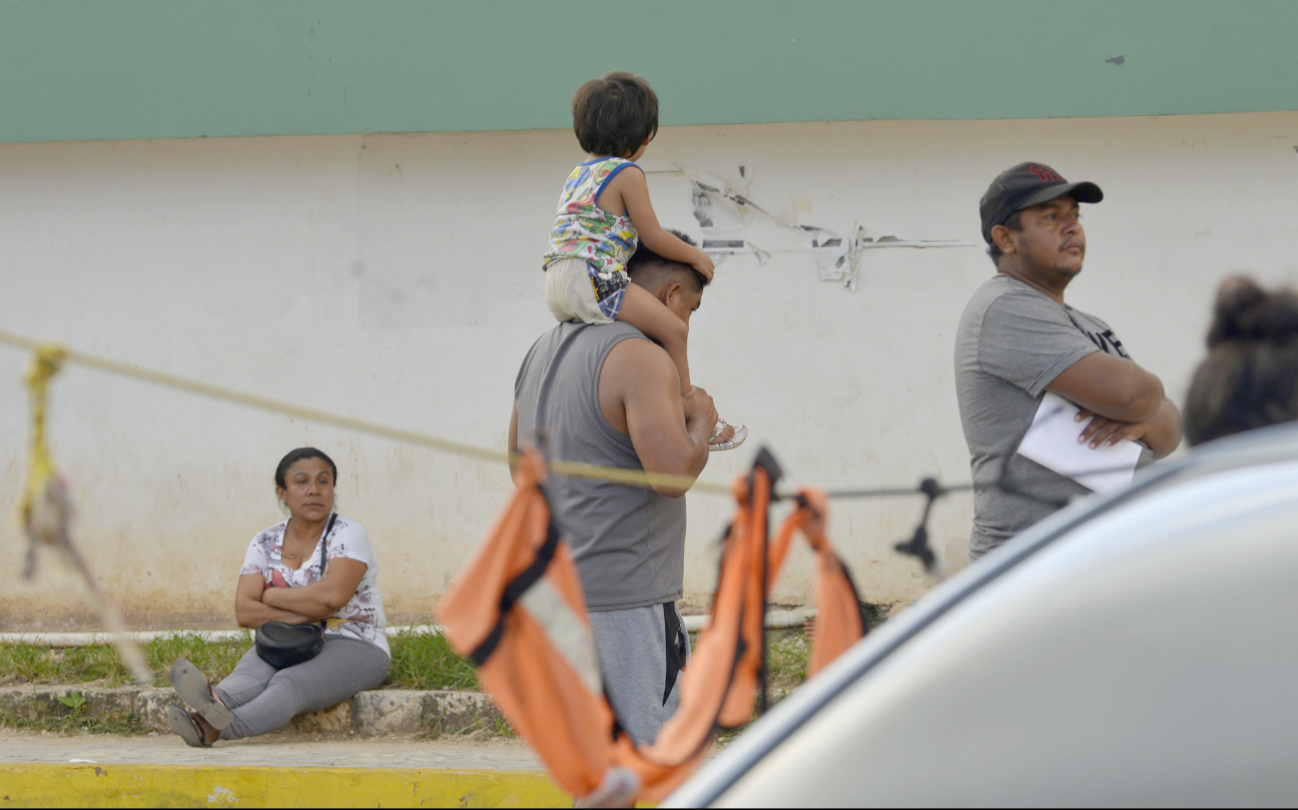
[2,112,1296,629]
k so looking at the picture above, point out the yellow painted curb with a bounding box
[0,763,571,808]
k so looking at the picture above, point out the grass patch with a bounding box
[0,609,885,695]
[0,632,254,689]
[766,629,811,697]
[146,632,255,684]
[708,607,893,744]
[384,628,478,691]
[0,629,477,691]
[702,628,811,745]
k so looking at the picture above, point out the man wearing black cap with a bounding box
[955,162,1182,559]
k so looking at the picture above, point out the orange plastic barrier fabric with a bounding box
[436,452,866,804]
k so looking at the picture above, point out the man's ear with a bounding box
[660,280,683,309]
[991,224,1018,256]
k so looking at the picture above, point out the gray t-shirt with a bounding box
[514,320,688,612]
[955,275,1152,558]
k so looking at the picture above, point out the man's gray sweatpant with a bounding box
[213,636,389,740]
[589,602,691,747]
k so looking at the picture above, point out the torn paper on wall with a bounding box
[804,227,852,281]
[675,164,978,289]
[691,182,747,265]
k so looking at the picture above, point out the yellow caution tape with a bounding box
[11,340,154,682]
[17,344,67,566]
[0,329,728,495]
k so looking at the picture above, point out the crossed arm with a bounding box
[1047,352,1182,458]
[233,559,368,628]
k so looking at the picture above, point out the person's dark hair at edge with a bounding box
[274,447,338,489]
[627,230,708,294]
[1184,276,1298,446]
[987,210,1023,265]
[572,72,659,158]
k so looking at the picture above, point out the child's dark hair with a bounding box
[1184,276,1298,446]
[275,447,338,489]
[572,72,659,158]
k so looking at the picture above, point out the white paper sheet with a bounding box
[1017,392,1143,493]
[803,227,851,280]
[690,181,746,266]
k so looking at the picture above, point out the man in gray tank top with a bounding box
[511,232,718,746]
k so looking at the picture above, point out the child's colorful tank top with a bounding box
[542,157,640,277]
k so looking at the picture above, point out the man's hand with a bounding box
[1075,397,1183,458]
[682,385,719,441]
[1075,410,1145,449]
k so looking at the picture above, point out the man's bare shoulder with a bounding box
[605,336,679,388]
[599,336,680,421]
[597,337,680,407]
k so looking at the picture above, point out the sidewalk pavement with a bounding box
[0,728,542,769]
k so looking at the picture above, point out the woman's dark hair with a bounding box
[572,72,659,158]
[274,447,338,489]
[1184,276,1298,446]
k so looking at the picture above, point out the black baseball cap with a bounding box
[979,162,1103,244]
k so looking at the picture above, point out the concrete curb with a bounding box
[0,686,503,738]
[0,763,569,808]
[0,609,816,646]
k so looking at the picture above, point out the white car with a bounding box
[667,423,1298,807]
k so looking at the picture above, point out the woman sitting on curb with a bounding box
[167,447,390,746]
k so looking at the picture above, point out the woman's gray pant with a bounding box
[212,636,390,740]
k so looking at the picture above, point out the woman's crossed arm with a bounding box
[257,559,368,623]
[234,574,317,628]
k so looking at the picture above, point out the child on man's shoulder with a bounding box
[541,71,745,451]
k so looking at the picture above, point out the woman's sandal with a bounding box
[169,657,232,730]
[166,704,213,748]
[709,419,748,452]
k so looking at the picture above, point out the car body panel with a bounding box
[668,424,1298,807]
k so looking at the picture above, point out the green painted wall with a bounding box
[3,0,1297,143]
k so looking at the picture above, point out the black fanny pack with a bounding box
[255,514,335,669]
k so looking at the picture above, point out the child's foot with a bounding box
[709,419,748,452]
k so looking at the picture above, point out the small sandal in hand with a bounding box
[709,419,748,452]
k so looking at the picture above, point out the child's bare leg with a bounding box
[617,283,691,394]
[617,283,739,446]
